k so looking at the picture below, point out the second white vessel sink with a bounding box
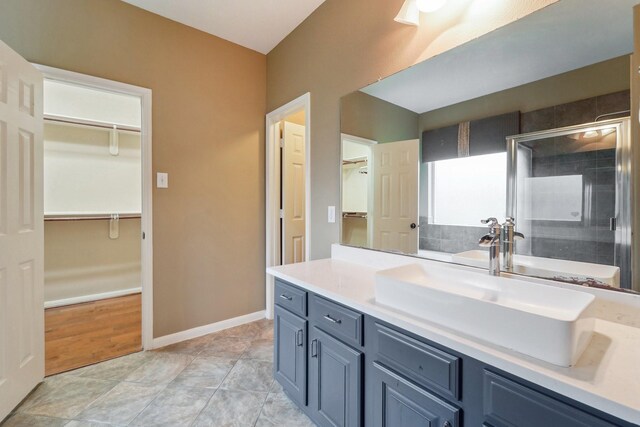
[375,263,595,366]
[451,250,620,287]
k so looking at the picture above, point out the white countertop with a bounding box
[267,246,640,425]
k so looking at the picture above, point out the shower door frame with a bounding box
[506,117,632,289]
[34,64,155,349]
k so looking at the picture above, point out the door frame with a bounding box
[265,93,311,319]
[33,64,155,349]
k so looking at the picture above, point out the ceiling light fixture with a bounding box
[394,0,420,26]
[395,0,447,26]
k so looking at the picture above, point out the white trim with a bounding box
[151,310,266,349]
[33,64,154,350]
[265,93,311,319]
[340,133,378,147]
[44,287,142,309]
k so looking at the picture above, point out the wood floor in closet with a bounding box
[44,293,142,376]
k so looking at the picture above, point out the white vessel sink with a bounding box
[375,263,595,366]
[451,250,620,287]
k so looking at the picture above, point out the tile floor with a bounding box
[3,319,316,427]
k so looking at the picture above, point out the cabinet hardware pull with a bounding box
[324,314,342,324]
[311,339,318,357]
[443,421,452,427]
[296,329,304,347]
[279,294,293,301]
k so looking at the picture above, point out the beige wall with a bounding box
[267,0,558,259]
[419,56,631,131]
[341,91,418,143]
[0,0,267,337]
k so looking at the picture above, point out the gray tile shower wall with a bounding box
[521,90,630,133]
[419,217,487,254]
[527,147,616,265]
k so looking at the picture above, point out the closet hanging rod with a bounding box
[45,214,141,221]
[342,212,367,219]
[44,114,141,133]
[342,159,367,166]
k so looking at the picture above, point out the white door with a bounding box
[370,139,419,254]
[282,121,305,264]
[0,41,44,420]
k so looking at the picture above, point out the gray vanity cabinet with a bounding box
[272,279,635,427]
[274,305,307,406]
[274,279,364,427]
[308,326,363,427]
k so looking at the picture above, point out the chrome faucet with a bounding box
[501,217,525,271]
[479,217,501,276]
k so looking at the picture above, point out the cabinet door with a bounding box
[274,306,307,406]
[309,327,362,427]
[371,362,460,427]
[483,371,618,427]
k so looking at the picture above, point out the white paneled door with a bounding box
[371,139,419,254]
[0,41,44,421]
[282,121,306,264]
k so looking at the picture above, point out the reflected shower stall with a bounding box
[507,118,632,289]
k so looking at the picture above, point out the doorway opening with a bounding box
[340,134,376,248]
[265,93,311,318]
[35,66,153,375]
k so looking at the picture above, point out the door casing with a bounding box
[33,64,155,349]
[265,93,311,319]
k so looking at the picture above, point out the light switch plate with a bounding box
[157,172,168,188]
[328,206,336,223]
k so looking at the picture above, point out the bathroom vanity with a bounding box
[268,245,640,427]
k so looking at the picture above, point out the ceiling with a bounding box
[362,0,636,114]
[121,0,326,54]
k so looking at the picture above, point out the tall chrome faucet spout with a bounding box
[479,217,501,276]
[502,217,525,271]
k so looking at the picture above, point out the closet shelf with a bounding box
[44,114,141,133]
[45,213,141,221]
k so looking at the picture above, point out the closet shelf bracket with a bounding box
[109,125,119,156]
[109,214,120,239]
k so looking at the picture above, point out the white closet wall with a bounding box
[43,79,143,306]
[44,123,142,215]
[44,79,141,127]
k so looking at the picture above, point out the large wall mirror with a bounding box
[340,0,639,292]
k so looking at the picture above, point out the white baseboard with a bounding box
[44,287,142,309]
[151,310,266,350]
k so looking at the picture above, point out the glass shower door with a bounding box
[507,118,631,289]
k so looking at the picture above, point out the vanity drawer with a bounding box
[274,280,307,317]
[310,295,363,347]
[483,371,618,427]
[373,322,460,401]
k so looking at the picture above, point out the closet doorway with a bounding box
[35,66,153,375]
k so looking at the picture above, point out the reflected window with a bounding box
[427,152,506,227]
